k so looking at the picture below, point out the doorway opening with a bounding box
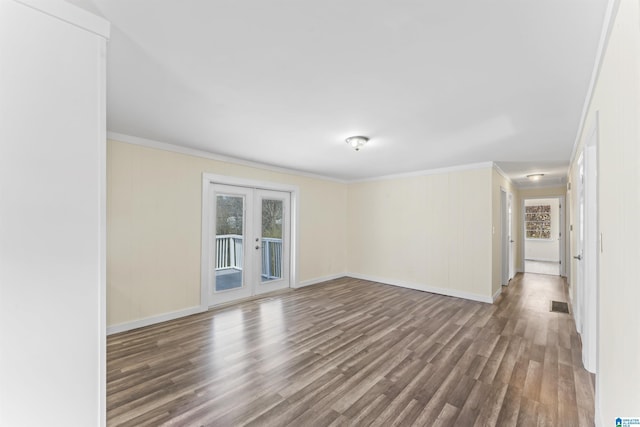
[500,188,515,285]
[523,196,565,276]
[201,174,298,307]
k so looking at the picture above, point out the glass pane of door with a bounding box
[261,198,283,283]
[215,194,244,292]
[255,189,290,295]
[207,184,289,306]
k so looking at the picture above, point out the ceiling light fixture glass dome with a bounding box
[526,173,545,181]
[345,136,369,151]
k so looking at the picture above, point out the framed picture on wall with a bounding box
[525,205,551,239]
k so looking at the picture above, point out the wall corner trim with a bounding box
[492,163,513,185]
[14,0,110,38]
[492,288,502,302]
[346,273,494,304]
[350,161,495,183]
[294,274,346,288]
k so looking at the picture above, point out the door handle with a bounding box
[509,240,514,243]
[573,255,582,261]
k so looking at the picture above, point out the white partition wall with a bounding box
[0,1,109,425]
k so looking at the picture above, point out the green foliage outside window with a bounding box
[216,196,283,239]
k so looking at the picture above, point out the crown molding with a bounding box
[14,0,110,38]
[516,182,568,191]
[109,132,503,185]
[569,0,620,164]
[492,163,513,185]
[107,132,348,184]
[350,161,495,183]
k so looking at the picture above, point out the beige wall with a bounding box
[568,0,640,421]
[491,169,518,296]
[347,168,494,301]
[109,143,500,329]
[107,140,348,327]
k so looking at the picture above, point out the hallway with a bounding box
[107,274,594,426]
[524,260,561,276]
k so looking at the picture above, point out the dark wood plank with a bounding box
[106,273,595,426]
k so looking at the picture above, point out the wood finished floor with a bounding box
[107,274,594,426]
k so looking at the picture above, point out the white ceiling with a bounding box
[69,0,607,184]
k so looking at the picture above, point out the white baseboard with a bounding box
[492,288,502,302]
[294,273,346,288]
[107,305,206,335]
[524,258,560,263]
[108,275,346,334]
[594,394,602,427]
[107,272,494,334]
[346,273,494,304]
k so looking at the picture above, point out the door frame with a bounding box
[520,195,566,277]
[200,173,299,309]
[574,155,585,334]
[500,187,512,285]
[508,192,515,280]
[576,118,599,374]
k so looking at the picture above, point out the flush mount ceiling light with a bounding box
[345,136,369,151]
[526,173,545,181]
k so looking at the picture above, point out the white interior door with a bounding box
[501,189,509,285]
[508,192,515,280]
[254,189,291,294]
[575,155,585,335]
[207,184,291,306]
[582,142,598,373]
[558,198,566,277]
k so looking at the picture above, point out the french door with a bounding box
[207,183,291,306]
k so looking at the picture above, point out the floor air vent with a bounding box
[551,301,570,314]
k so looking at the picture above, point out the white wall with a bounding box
[0,1,108,425]
[568,0,640,422]
[347,166,494,302]
[524,198,560,262]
